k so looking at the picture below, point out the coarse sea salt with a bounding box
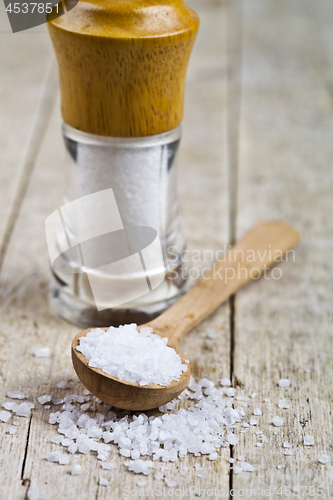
[272,416,284,427]
[71,464,82,475]
[318,454,330,465]
[76,324,188,386]
[7,391,24,399]
[304,435,315,446]
[278,379,290,387]
[34,348,50,358]
[27,489,39,500]
[0,410,11,422]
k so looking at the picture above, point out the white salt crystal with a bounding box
[71,464,82,475]
[27,489,39,500]
[318,454,330,465]
[277,465,282,469]
[34,348,50,358]
[155,472,163,480]
[253,408,262,416]
[284,450,293,456]
[233,466,242,474]
[0,410,11,422]
[68,444,78,454]
[47,451,62,462]
[283,442,292,448]
[15,403,31,417]
[272,416,284,427]
[9,427,16,435]
[241,462,254,472]
[38,395,52,405]
[7,391,24,399]
[208,452,218,460]
[243,423,249,428]
[81,403,90,411]
[278,399,290,409]
[59,454,69,465]
[99,478,109,486]
[13,421,19,426]
[250,392,256,398]
[250,419,257,426]
[293,486,300,493]
[238,455,245,461]
[52,399,64,405]
[76,324,187,386]
[225,388,236,397]
[220,378,231,387]
[229,458,235,463]
[26,403,34,409]
[57,381,68,389]
[44,405,51,409]
[256,443,262,447]
[304,435,315,446]
[165,479,177,487]
[126,459,154,475]
[101,462,114,470]
[279,379,290,387]
[51,435,62,444]
[264,398,270,403]
[3,402,18,411]
[227,433,239,446]
[262,435,268,443]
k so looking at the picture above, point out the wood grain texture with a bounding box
[47,0,199,136]
[231,0,333,497]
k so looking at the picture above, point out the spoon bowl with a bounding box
[72,327,191,411]
[71,222,300,411]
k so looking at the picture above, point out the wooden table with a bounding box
[0,0,332,498]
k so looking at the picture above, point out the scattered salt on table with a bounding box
[272,416,284,427]
[283,442,292,448]
[3,402,18,411]
[278,399,290,409]
[253,408,262,416]
[7,391,24,399]
[34,348,50,358]
[27,489,39,500]
[0,410,11,422]
[15,403,31,417]
[304,435,315,446]
[278,379,290,387]
[318,455,330,465]
[98,478,109,486]
[220,378,231,387]
[57,381,68,389]
[71,464,82,475]
[38,395,52,405]
[241,462,254,472]
[233,466,242,474]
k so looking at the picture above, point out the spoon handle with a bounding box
[149,221,300,345]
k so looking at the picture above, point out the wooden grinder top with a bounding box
[47,0,199,137]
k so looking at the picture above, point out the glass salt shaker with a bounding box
[46,0,199,327]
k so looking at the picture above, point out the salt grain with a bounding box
[3,402,18,411]
[76,324,187,386]
[27,489,39,500]
[71,464,82,475]
[0,410,11,422]
[278,399,290,409]
[57,381,69,390]
[99,478,109,486]
[283,442,292,448]
[15,403,31,417]
[318,454,330,465]
[220,378,231,387]
[233,466,242,474]
[7,391,24,399]
[241,462,254,472]
[253,408,262,416]
[304,435,315,446]
[165,479,177,487]
[278,379,290,387]
[38,395,52,405]
[34,348,50,358]
[272,416,284,427]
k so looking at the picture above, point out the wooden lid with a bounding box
[47,0,199,137]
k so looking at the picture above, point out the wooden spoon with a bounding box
[72,221,300,411]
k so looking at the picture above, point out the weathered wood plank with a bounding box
[0,1,231,498]
[232,0,333,497]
